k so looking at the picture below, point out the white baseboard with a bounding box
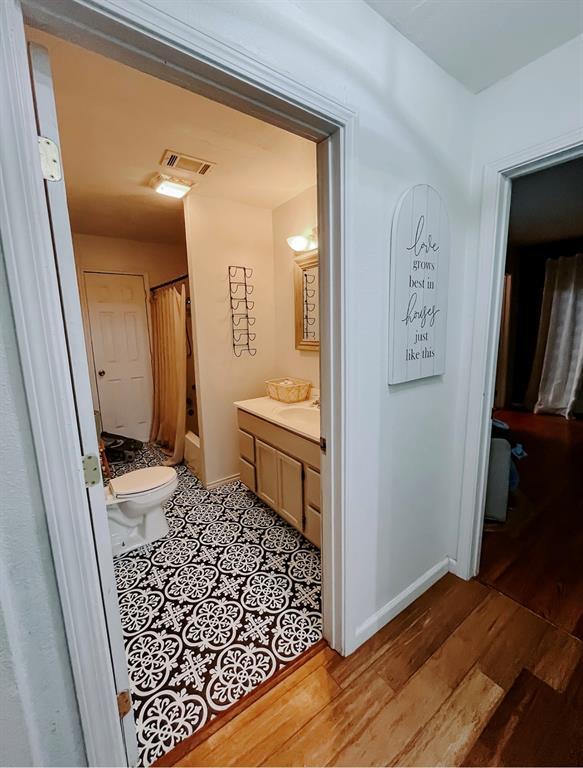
[447,554,475,580]
[205,473,240,490]
[447,555,464,579]
[353,557,450,648]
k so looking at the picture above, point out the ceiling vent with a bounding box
[160,149,215,178]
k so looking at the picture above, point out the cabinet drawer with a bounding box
[305,467,320,511]
[237,409,320,469]
[238,429,255,463]
[304,505,321,548]
[239,457,256,492]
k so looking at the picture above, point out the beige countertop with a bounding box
[234,396,320,442]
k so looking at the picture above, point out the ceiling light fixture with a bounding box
[286,227,318,252]
[150,173,194,199]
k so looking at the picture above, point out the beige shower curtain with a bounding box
[525,254,583,419]
[149,284,187,465]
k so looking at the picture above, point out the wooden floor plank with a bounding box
[327,573,471,690]
[264,666,395,767]
[528,624,583,692]
[318,590,515,768]
[393,666,504,767]
[478,601,548,690]
[372,576,488,690]
[178,650,337,766]
[466,659,583,767]
[234,667,340,767]
[332,655,453,767]
[464,669,558,767]
[422,589,518,691]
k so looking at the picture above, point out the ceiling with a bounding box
[508,157,583,246]
[365,0,583,93]
[26,28,316,245]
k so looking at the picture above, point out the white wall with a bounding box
[99,0,478,649]
[138,1,581,650]
[272,186,320,386]
[184,194,276,485]
[169,0,475,647]
[472,34,583,165]
[0,254,86,767]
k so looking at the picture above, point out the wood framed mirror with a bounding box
[293,249,319,351]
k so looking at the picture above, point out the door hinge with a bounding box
[82,454,100,487]
[117,689,132,719]
[37,135,62,181]
[320,436,327,454]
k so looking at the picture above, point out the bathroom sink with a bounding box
[275,405,320,433]
[235,396,321,441]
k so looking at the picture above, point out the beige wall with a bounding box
[272,186,319,387]
[73,233,188,287]
[184,195,277,486]
[73,233,188,411]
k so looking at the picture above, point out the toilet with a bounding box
[105,466,178,556]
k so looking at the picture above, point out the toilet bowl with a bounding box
[105,466,178,556]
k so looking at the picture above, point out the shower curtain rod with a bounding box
[151,273,189,291]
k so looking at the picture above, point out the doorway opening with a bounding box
[477,156,583,637]
[24,20,333,767]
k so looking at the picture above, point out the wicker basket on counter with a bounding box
[265,377,312,403]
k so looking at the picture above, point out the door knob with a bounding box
[98,369,106,377]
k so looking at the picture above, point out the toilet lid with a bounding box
[110,466,177,498]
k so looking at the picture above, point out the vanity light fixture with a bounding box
[286,227,318,252]
[150,173,194,199]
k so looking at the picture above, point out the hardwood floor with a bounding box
[479,410,583,638]
[159,573,583,767]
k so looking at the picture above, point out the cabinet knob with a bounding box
[98,369,106,377]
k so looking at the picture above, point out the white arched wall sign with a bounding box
[389,184,449,384]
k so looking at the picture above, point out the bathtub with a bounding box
[184,430,201,477]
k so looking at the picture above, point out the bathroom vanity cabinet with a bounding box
[236,408,321,547]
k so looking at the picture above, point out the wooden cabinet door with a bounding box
[276,451,303,529]
[255,440,278,509]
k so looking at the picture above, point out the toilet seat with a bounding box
[110,466,177,499]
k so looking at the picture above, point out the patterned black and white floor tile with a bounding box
[111,446,322,766]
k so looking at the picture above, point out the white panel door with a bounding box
[85,272,153,441]
[28,43,137,766]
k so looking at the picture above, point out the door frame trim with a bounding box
[0,4,126,764]
[2,0,354,763]
[455,128,583,580]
